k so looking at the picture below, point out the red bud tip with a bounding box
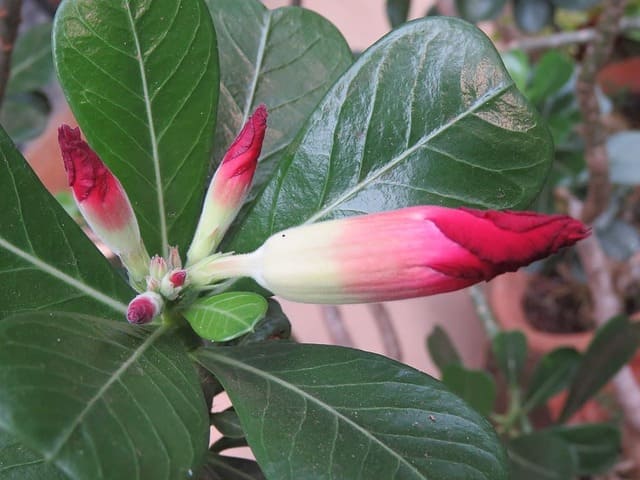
[220,104,268,178]
[169,270,187,287]
[126,292,163,325]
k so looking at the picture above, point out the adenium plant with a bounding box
[0,0,591,479]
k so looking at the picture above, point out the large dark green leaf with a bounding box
[508,433,573,480]
[0,313,208,480]
[523,348,580,412]
[206,0,352,193]
[228,17,553,253]
[441,364,496,417]
[196,343,508,480]
[7,23,53,94]
[560,315,640,422]
[54,0,219,255]
[0,430,68,479]
[0,127,132,319]
[547,424,620,475]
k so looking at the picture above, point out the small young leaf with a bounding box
[426,325,462,373]
[523,347,581,411]
[184,292,268,342]
[546,424,621,475]
[560,315,640,422]
[386,0,411,28]
[492,331,527,386]
[441,364,497,416]
[509,432,574,480]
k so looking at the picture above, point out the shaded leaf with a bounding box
[441,364,496,416]
[386,0,411,28]
[184,292,267,342]
[501,49,529,93]
[455,0,506,21]
[0,92,49,144]
[426,325,461,373]
[54,0,219,254]
[200,453,265,480]
[527,51,574,104]
[206,0,352,194]
[514,0,554,34]
[560,315,640,421]
[0,430,68,479]
[209,437,249,454]
[0,313,209,479]
[210,408,244,439]
[228,17,553,254]
[0,126,132,319]
[7,23,53,94]
[547,424,621,475]
[195,342,508,480]
[234,299,291,345]
[523,347,581,411]
[492,331,527,386]
[509,432,573,480]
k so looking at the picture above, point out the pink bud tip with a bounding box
[220,104,267,180]
[169,269,187,287]
[126,292,163,325]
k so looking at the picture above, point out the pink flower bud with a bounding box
[187,105,268,266]
[126,292,163,324]
[160,269,187,300]
[193,206,589,304]
[169,270,187,287]
[58,125,150,288]
[149,255,168,281]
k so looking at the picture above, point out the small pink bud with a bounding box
[169,270,187,287]
[187,105,268,265]
[149,255,168,280]
[126,292,163,324]
[160,269,187,300]
[191,206,589,303]
[58,125,150,288]
[167,246,182,270]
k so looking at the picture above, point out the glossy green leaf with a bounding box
[228,17,553,254]
[0,313,208,480]
[514,0,554,34]
[195,342,508,480]
[233,299,291,345]
[441,364,496,417]
[547,424,621,475]
[386,0,411,28]
[492,331,527,386]
[184,292,267,342]
[560,315,640,422]
[523,347,581,411]
[7,23,53,94]
[455,0,506,21]
[549,0,600,9]
[0,92,49,144]
[527,51,574,105]
[206,0,352,193]
[508,433,573,480]
[210,408,244,439]
[0,430,68,479]
[0,127,132,319]
[54,0,219,255]
[426,325,462,373]
[200,453,265,480]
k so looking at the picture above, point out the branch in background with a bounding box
[506,16,640,52]
[367,303,403,361]
[577,0,627,224]
[321,305,355,348]
[0,0,22,108]
[469,285,500,340]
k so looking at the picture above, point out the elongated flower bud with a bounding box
[58,125,150,289]
[127,291,163,324]
[190,206,589,304]
[186,105,268,266]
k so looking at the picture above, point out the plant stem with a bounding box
[321,305,355,347]
[0,0,21,108]
[469,285,500,340]
[368,303,403,361]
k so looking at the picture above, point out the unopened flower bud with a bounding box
[126,292,163,324]
[160,269,187,300]
[149,255,168,281]
[186,105,268,266]
[167,246,182,270]
[58,125,150,290]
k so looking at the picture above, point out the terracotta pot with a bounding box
[489,271,592,354]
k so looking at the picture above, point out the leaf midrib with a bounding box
[242,10,271,123]
[197,350,427,480]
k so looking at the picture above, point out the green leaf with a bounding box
[210,408,244,439]
[195,343,508,480]
[501,49,530,93]
[386,0,411,28]
[0,127,133,319]
[523,348,581,412]
[527,51,574,105]
[560,315,640,422]
[0,313,209,480]
[441,364,496,417]
[233,299,291,345]
[0,430,68,479]
[514,0,554,34]
[455,0,507,21]
[7,23,53,94]
[54,0,219,255]
[206,0,352,195]
[184,292,268,342]
[492,331,527,386]
[549,0,600,10]
[200,453,265,480]
[546,424,621,475]
[228,17,553,254]
[508,433,573,480]
[0,92,49,144]
[426,325,462,373]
